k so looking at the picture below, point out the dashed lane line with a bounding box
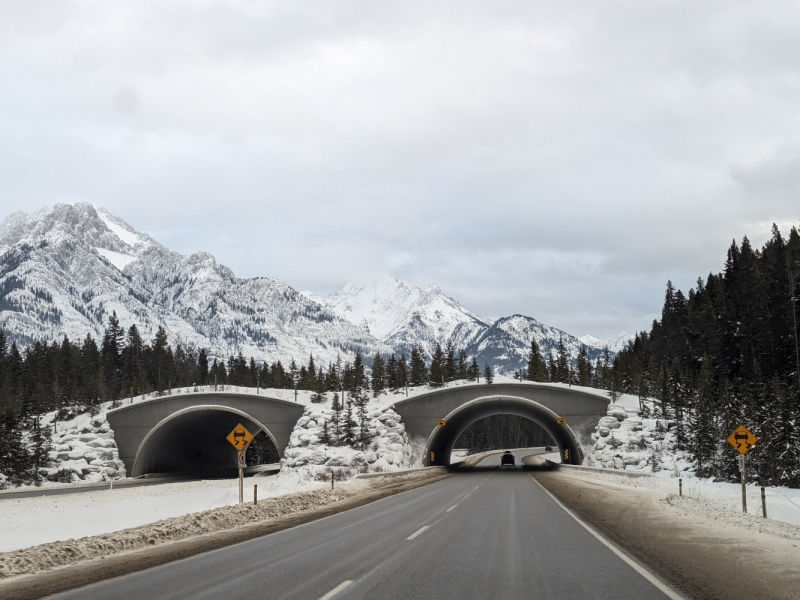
[406,526,430,541]
[446,505,457,512]
[318,580,353,600]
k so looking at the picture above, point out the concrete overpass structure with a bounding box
[107,382,608,476]
[391,382,610,466]
[107,392,304,477]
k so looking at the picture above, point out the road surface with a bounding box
[51,452,673,599]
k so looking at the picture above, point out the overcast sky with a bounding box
[2,2,800,339]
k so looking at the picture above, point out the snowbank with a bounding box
[560,465,800,529]
[0,470,348,552]
[585,402,694,476]
[280,400,415,478]
[0,468,447,579]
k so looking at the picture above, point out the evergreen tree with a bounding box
[397,354,409,389]
[429,343,444,386]
[526,339,548,382]
[198,349,209,385]
[371,353,385,396]
[469,356,480,382]
[444,340,456,382]
[483,363,494,384]
[457,350,468,380]
[409,345,427,386]
[385,354,398,390]
[576,344,593,387]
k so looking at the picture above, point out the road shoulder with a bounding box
[532,470,800,600]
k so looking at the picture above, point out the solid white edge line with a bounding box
[318,580,353,600]
[529,475,684,600]
[447,505,457,512]
[406,525,430,541]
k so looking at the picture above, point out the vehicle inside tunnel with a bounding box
[454,415,556,454]
[425,395,582,467]
[132,406,281,477]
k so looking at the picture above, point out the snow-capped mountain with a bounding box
[0,203,389,365]
[467,315,606,373]
[310,275,489,358]
[0,202,628,374]
[314,277,607,371]
[578,333,634,354]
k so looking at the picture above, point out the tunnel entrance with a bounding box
[425,395,582,466]
[132,406,281,477]
[454,415,556,454]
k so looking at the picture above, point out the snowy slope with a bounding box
[579,332,635,354]
[0,203,627,372]
[316,274,488,357]
[0,203,390,365]
[318,276,607,371]
[466,314,605,372]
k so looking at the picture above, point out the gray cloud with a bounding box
[2,1,800,338]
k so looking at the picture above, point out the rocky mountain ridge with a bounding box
[0,203,625,372]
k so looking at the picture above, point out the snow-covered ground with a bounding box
[0,473,326,553]
[1,377,618,490]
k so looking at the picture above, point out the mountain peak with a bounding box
[579,332,634,353]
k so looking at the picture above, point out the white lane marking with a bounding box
[447,505,457,512]
[530,476,684,600]
[474,486,479,489]
[318,580,353,600]
[406,525,430,541]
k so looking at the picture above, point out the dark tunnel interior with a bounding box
[133,408,278,477]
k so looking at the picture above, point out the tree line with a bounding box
[612,224,800,487]
[0,308,620,485]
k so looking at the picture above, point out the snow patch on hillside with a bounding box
[579,332,635,354]
[96,248,136,271]
[96,208,144,248]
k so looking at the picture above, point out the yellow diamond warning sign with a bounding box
[226,423,254,451]
[726,425,758,455]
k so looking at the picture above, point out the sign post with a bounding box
[726,425,758,514]
[227,423,254,505]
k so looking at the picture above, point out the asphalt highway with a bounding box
[51,452,673,600]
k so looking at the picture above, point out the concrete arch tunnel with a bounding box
[107,392,305,478]
[131,406,277,477]
[391,382,610,468]
[423,395,582,466]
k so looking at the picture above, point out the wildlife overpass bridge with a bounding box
[391,382,610,466]
[107,392,304,477]
[107,383,608,477]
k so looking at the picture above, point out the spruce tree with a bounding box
[397,354,409,389]
[469,357,480,382]
[483,363,494,384]
[371,354,386,396]
[526,339,547,382]
[444,340,456,382]
[429,343,444,387]
[198,349,209,385]
[409,345,427,386]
